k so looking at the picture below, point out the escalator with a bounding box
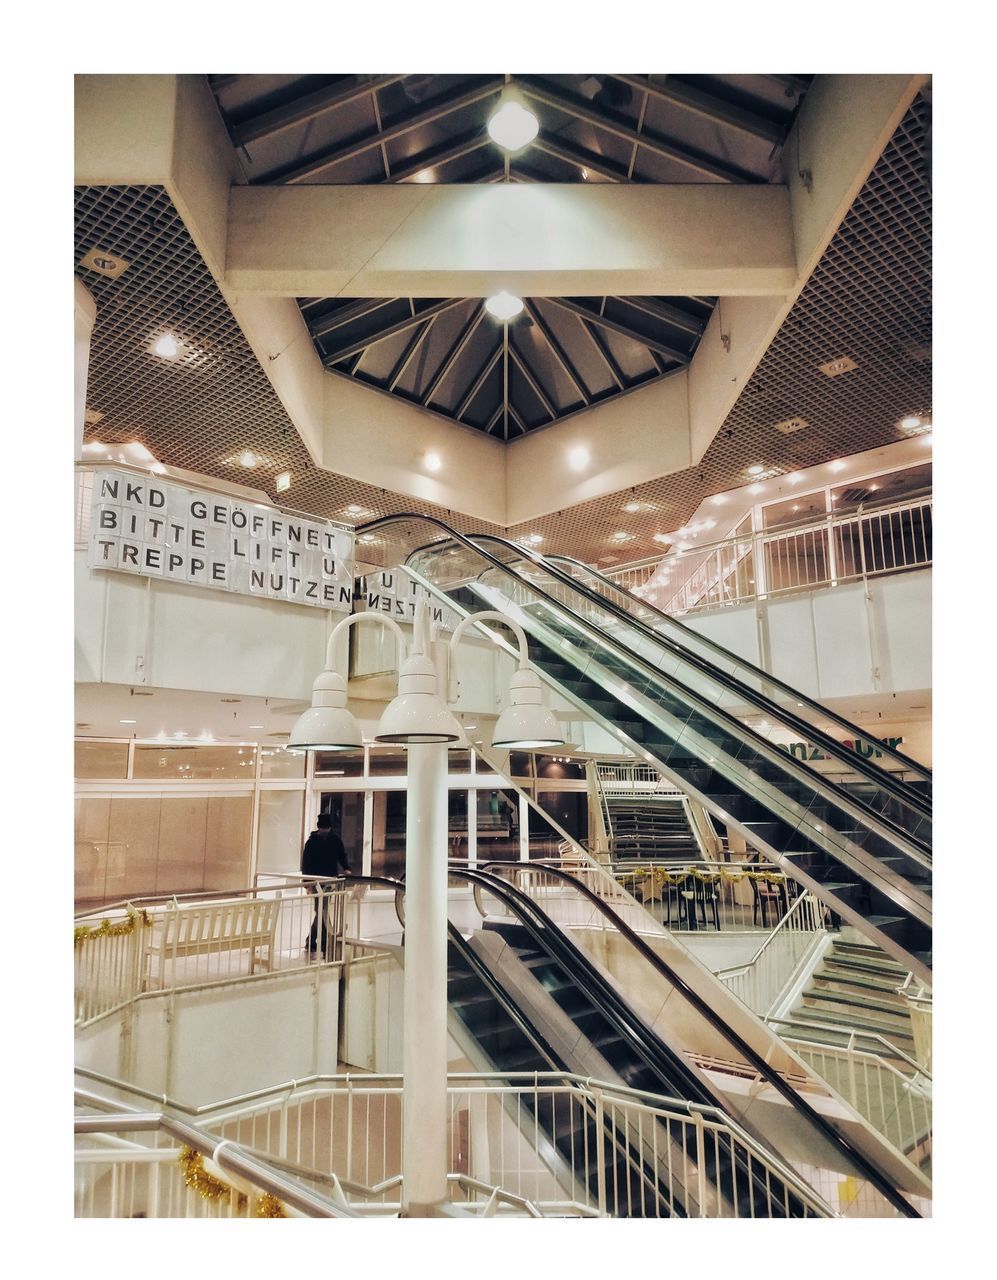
[447,866,918,1217]
[359,515,932,982]
[445,870,826,1217]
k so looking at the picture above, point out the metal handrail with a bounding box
[763,1017,931,1080]
[715,891,825,978]
[74,1068,837,1219]
[74,1091,355,1217]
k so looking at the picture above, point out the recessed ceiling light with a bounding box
[623,501,640,513]
[80,246,130,279]
[818,355,858,378]
[568,446,590,471]
[828,459,846,472]
[485,291,524,321]
[746,464,765,476]
[239,450,258,469]
[748,483,764,495]
[899,415,922,431]
[275,471,292,492]
[249,724,264,730]
[487,99,539,151]
[774,417,808,435]
[425,452,442,472]
[610,531,635,543]
[119,719,137,725]
[220,698,241,704]
[786,472,803,484]
[152,333,181,360]
[711,494,727,505]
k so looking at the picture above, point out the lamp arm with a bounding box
[447,610,531,703]
[323,610,408,672]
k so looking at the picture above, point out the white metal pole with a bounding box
[402,739,450,1215]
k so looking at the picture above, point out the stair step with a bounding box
[788,1006,916,1043]
[801,991,913,1026]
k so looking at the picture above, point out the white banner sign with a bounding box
[87,469,354,612]
[360,567,459,631]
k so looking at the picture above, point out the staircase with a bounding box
[772,932,918,1067]
[606,795,701,858]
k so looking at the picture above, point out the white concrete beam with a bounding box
[322,377,508,526]
[225,183,797,298]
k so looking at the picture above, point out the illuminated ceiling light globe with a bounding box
[287,671,363,753]
[239,451,258,469]
[425,452,442,472]
[568,445,590,471]
[492,669,564,750]
[153,333,180,360]
[900,415,922,430]
[746,464,765,476]
[487,100,539,152]
[485,291,524,321]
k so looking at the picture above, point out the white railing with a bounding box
[74,879,357,1026]
[897,974,933,1071]
[777,1034,932,1168]
[607,495,932,615]
[77,1069,838,1218]
[715,892,828,1016]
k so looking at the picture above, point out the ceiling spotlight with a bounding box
[899,415,922,430]
[828,459,847,472]
[425,452,442,472]
[487,98,539,152]
[152,333,181,360]
[568,446,590,471]
[239,451,258,469]
[747,464,765,476]
[485,291,524,322]
[623,501,640,513]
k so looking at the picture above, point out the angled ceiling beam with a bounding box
[516,75,761,183]
[226,182,796,297]
[307,296,396,340]
[455,344,502,421]
[232,76,405,148]
[386,318,436,391]
[610,75,787,146]
[547,297,691,364]
[507,404,528,437]
[617,295,709,337]
[265,76,504,184]
[387,128,491,183]
[423,306,485,404]
[319,298,466,364]
[509,345,557,420]
[533,133,627,183]
[578,318,625,389]
[522,300,590,406]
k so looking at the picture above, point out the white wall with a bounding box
[685,570,931,702]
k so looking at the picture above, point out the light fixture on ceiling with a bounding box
[424,452,442,473]
[486,95,539,152]
[748,484,764,496]
[119,719,137,725]
[275,471,292,492]
[485,292,524,322]
[786,472,803,484]
[828,459,847,472]
[818,355,858,378]
[899,415,922,430]
[239,451,258,469]
[151,333,182,361]
[568,446,590,471]
[746,464,765,476]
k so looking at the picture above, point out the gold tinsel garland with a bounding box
[627,866,787,887]
[74,907,152,948]
[178,1147,287,1217]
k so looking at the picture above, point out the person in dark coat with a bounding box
[301,813,350,956]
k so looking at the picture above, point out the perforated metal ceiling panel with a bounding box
[74,91,930,569]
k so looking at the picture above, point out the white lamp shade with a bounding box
[487,100,539,151]
[491,668,564,749]
[375,650,462,744]
[286,669,363,752]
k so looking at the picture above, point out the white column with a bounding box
[402,741,450,1215]
[74,278,97,461]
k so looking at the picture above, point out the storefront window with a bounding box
[314,748,364,777]
[259,747,305,779]
[75,740,129,780]
[367,746,409,776]
[257,789,305,876]
[448,790,470,861]
[476,788,520,863]
[318,791,365,873]
[132,744,256,780]
[371,790,407,878]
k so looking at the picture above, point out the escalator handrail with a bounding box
[543,549,932,795]
[362,514,932,878]
[471,532,932,817]
[476,859,921,1219]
